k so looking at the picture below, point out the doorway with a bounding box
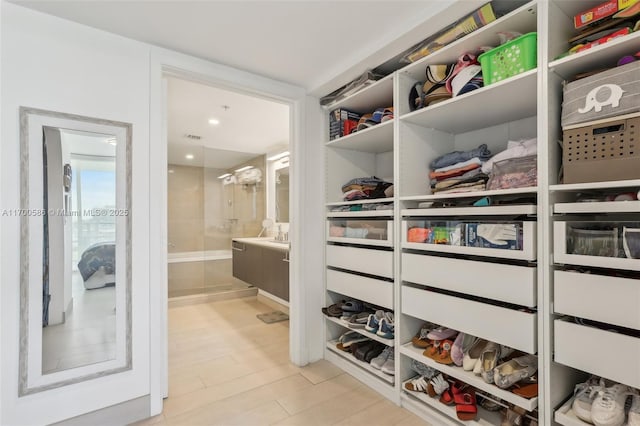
[163,73,293,397]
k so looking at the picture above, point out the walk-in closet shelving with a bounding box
[323,67,397,399]
[545,1,640,424]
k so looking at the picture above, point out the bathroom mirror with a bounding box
[19,107,131,395]
[275,164,289,223]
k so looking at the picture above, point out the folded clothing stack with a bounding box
[342,176,393,201]
[428,144,491,194]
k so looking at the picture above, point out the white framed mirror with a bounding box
[19,107,132,395]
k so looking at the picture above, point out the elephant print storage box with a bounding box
[560,60,640,184]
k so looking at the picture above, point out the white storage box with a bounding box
[402,285,537,353]
[326,245,393,279]
[402,253,537,307]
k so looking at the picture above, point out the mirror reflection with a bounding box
[19,107,131,395]
[42,128,117,374]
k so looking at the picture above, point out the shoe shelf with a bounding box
[549,31,640,81]
[554,396,590,426]
[325,119,393,153]
[400,343,538,411]
[401,377,503,426]
[326,340,395,385]
[401,205,537,217]
[554,319,640,390]
[400,1,538,85]
[324,315,394,347]
[327,269,393,311]
[401,220,537,262]
[400,70,537,134]
[402,286,538,354]
[400,187,538,202]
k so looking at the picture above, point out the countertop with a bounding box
[232,237,290,251]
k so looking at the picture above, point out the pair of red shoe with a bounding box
[440,382,477,421]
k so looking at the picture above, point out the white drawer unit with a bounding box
[554,320,640,389]
[327,218,394,247]
[402,253,537,307]
[326,244,393,279]
[554,221,640,271]
[402,285,537,354]
[555,270,640,330]
[402,220,537,261]
[327,269,393,310]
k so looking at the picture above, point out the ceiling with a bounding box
[10,1,451,169]
[166,76,289,167]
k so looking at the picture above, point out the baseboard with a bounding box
[257,291,289,314]
[52,395,150,426]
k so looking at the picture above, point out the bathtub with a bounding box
[168,250,249,297]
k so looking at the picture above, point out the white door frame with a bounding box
[148,47,308,415]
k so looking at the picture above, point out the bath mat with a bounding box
[257,311,289,324]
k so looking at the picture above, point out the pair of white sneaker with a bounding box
[573,378,640,426]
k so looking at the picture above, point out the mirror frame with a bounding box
[18,107,132,395]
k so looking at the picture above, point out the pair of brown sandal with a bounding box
[422,339,455,365]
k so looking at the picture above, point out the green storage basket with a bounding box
[478,32,537,86]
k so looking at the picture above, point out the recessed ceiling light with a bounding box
[208,118,220,126]
[217,173,232,179]
[185,154,194,160]
[234,165,253,172]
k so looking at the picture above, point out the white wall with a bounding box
[0,3,150,424]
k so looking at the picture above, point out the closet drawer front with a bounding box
[327,269,392,310]
[554,320,640,389]
[402,286,536,354]
[555,270,640,330]
[554,221,640,271]
[326,245,393,279]
[402,253,536,307]
[327,219,393,247]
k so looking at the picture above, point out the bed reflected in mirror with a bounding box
[41,128,117,374]
[19,107,131,395]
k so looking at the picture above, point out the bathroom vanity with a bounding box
[231,237,289,302]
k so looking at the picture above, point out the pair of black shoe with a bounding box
[350,340,385,363]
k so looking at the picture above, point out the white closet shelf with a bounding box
[402,205,536,217]
[400,187,537,202]
[326,340,395,384]
[402,1,538,81]
[326,197,395,207]
[401,379,503,426]
[325,316,395,346]
[549,32,640,80]
[400,70,537,134]
[550,179,640,192]
[326,120,393,153]
[555,396,589,426]
[400,343,538,411]
[554,200,640,214]
[326,210,394,218]
[324,74,394,112]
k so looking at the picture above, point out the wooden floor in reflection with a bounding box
[131,296,428,426]
[42,271,116,374]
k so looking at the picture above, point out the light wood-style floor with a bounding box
[133,296,428,426]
